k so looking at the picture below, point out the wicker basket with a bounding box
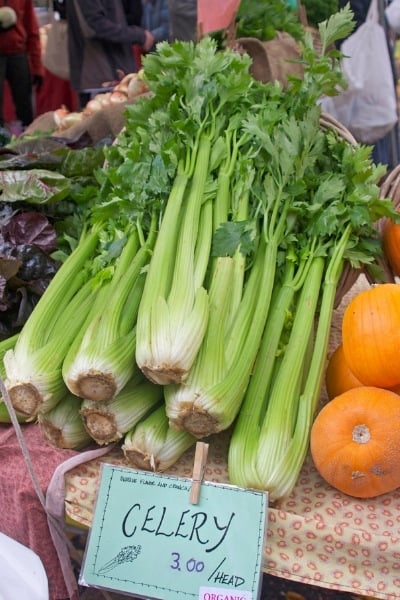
[233,34,304,88]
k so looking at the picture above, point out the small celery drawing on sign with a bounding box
[98,544,142,574]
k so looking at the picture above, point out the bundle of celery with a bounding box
[38,393,91,450]
[80,375,163,445]
[225,12,400,500]
[162,8,356,438]
[122,404,196,472]
[164,106,325,437]
[2,130,159,418]
[3,228,101,419]
[2,220,151,418]
[132,40,262,385]
[62,215,157,402]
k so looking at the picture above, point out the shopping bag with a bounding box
[0,532,49,600]
[43,12,69,81]
[385,0,400,34]
[320,0,398,144]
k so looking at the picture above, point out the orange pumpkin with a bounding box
[342,283,400,388]
[310,386,400,498]
[325,343,364,400]
[382,214,400,277]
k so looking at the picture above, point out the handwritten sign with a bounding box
[80,464,267,599]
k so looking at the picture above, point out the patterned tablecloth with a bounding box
[64,275,400,600]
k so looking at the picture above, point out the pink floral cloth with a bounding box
[0,422,77,600]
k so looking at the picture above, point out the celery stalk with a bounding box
[4,264,100,419]
[228,255,312,489]
[261,232,350,501]
[80,377,163,445]
[122,405,196,471]
[38,393,91,450]
[0,334,25,423]
[229,256,324,496]
[136,136,212,385]
[63,217,157,401]
[165,236,276,437]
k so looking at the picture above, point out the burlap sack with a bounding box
[234,33,304,87]
[24,101,134,146]
[54,101,132,145]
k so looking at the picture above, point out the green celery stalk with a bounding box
[228,253,313,489]
[136,135,212,385]
[164,233,277,437]
[164,114,304,438]
[80,376,163,445]
[163,134,261,438]
[62,216,157,401]
[4,266,101,420]
[261,230,350,501]
[122,404,196,471]
[38,393,91,450]
[135,37,258,387]
[0,334,25,423]
[229,256,325,496]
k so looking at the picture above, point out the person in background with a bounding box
[52,0,66,20]
[168,0,197,41]
[141,0,170,53]
[66,0,155,109]
[338,0,399,168]
[0,0,44,131]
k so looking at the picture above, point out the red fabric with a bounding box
[132,44,143,69]
[0,0,44,76]
[0,422,78,600]
[4,68,78,124]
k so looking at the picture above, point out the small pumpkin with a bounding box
[325,343,364,400]
[382,213,400,277]
[310,386,400,498]
[342,283,400,388]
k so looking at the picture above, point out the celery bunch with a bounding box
[133,39,259,385]
[3,229,101,419]
[80,375,163,445]
[62,215,157,402]
[122,405,196,472]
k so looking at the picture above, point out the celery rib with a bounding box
[63,216,157,401]
[80,378,163,445]
[122,405,195,471]
[136,137,212,385]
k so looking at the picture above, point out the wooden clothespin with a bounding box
[189,441,209,505]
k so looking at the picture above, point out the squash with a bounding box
[310,386,400,498]
[325,343,364,400]
[342,283,400,388]
[382,213,400,277]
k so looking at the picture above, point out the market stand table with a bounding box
[64,428,400,600]
[1,275,400,600]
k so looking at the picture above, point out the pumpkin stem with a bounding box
[352,424,370,444]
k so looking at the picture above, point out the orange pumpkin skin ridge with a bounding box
[310,387,400,498]
[383,214,400,277]
[325,343,364,400]
[342,284,400,389]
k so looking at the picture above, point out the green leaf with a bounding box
[0,169,70,204]
[211,221,254,257]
